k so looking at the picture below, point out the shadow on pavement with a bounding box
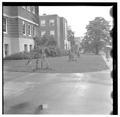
[6,102,30,114]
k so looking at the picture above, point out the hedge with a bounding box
[4,48,68,60]
[4,52,32,60]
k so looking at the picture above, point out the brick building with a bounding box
[3,6,39,57]
[39,14,70,51]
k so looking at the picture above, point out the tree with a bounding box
[67,28,75,49]
[67,28,81,61]
[83,17,111,54]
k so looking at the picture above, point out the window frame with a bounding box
[33,26,36,37]
[3,17,7,33]
[41,30,46,37]
[22,6,26,9]
[22,21,26,35]
[4,44,9,56]
[24,44,28,52]
[27,24,31,36]
[49,19,55,26]
[50,30,55,36]
[29,45,32,51]
[41,20,46,26]
[27,6,31,12]
[32,6,35,14]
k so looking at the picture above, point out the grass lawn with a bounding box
[3,54,108,73]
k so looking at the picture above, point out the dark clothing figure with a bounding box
[41,51,49,69]
[105,47,111,61]
[77,50,80,58]
[68,50,77,61]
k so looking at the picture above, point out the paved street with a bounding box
[4,70,112,114]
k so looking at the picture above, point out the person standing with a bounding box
[105,45,112,61]
[41,49,49,69]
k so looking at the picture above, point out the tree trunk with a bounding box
[95,47,99,55]
[41,60,43,69]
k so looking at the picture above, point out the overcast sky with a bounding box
[39,6,113,37]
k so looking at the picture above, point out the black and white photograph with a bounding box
[2,2,117,115]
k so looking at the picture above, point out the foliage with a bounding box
[4,48,67,60]
[34,35,57,49]
[67,28,75,47]
[82,17,111,54]
[4,52,32,60]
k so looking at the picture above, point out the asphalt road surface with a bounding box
[3,70,112,114]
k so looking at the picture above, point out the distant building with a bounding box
[39,14,70,51]
[3,6,39,57]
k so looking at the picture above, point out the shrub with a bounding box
[44,47,68,57]
[55,48,68,57]
[4,48,69,60]
[4,52,32,60]
[45,47,57,57]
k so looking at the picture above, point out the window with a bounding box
[32,6,35,14]
[41,31,46,37]
[24,44,28,52]
[41,20,46,26]
[4,44,8,56]
[3,17,7,33]
[22,6,26,9]
[27,6,31,12]
[49,19,55,26]
[27,24,31,36]
[50,30,55,36]
[33,26,36,36]
[22,21,26,35]
[30,45,32,51]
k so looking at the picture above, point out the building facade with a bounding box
[3,6,39,57]
[60,17,71,50]
[39,14,70,51]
